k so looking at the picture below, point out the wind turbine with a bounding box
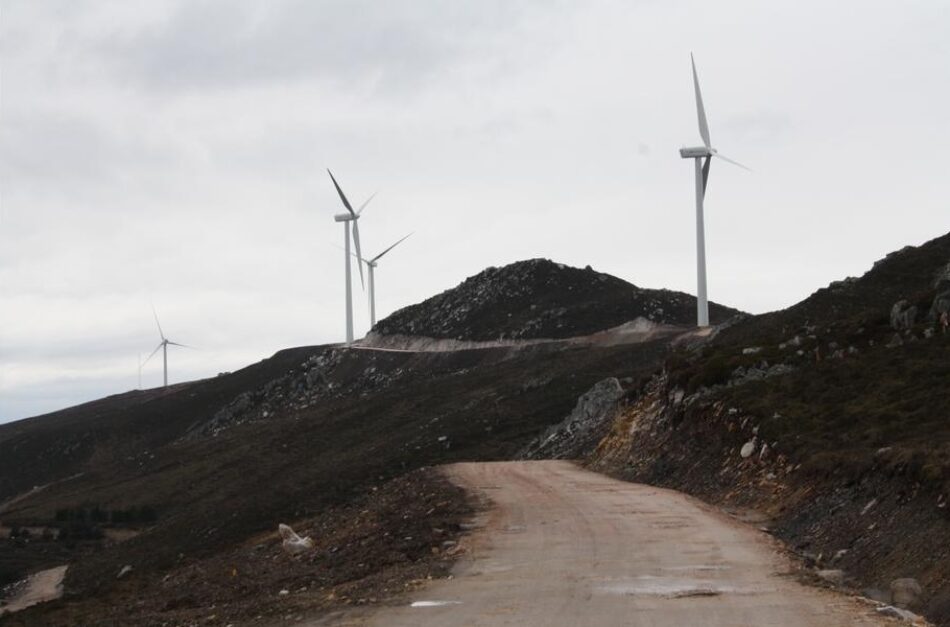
[679,53,748,327]
[143,308,189,388]
[351,233,413,328]
[328,169,375,343]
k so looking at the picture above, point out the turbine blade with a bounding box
[166,340,192,348]
[691,53,711,149]
[327,169,356,217]
[371,232,413,263]
[151,306,165,341]
[702,157,711,199]
[714,152,751,171]
[142,342,163,366]
[357,191,377,215]
[352,220,365,289]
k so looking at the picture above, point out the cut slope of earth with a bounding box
[589,230,950,626]
[373,258,739,341]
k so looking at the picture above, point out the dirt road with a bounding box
[0,565,67,617]
[354,461,890,626]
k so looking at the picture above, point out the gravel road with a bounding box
[354,461,890,626]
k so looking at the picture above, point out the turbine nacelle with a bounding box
[334,213,357,222]
[679,146,714,159]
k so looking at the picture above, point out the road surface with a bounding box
[0,565,67,617]
[351,461,890,626]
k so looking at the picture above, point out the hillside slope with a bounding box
[588,231,950,625]
[373,258,739,340]
[0,259,700,624]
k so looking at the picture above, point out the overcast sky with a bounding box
[1,1,948,423]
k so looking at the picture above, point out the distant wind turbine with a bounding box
[679,53,749,327]
[351,233,413,327]
[328,169,375,343]
[143,308,189,387]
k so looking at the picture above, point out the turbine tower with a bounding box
[143,308,189,387]
[679,53,748,327]
[352,233,413,327]
[328,169,374,343]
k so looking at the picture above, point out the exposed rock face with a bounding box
[519,378,624,460]
[890,300,918,331]
[929,289,950,321]
[374,259,739,341]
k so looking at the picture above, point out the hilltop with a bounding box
[373,258,738,340]
[0,260,692,625]
[3,240,950,626]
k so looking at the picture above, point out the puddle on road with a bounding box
[662,565,731,572]
[595,575,752,598]
[411,600,463,608]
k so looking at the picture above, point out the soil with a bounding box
[357,461,891,627]
[2,468,476,626]
[0,339,670,620]
[587,231,950,626]
[3,236,947,625]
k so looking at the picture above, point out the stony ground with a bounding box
[3,468,475,626]
[3,236,948,625]
[0,340,670,622]
[587,231,950,626]
[374,258,738,341]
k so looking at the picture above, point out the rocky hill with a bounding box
[373,258,739,340]
[4,238,950,625]
[0,310,676,623]
[585,231,950,625]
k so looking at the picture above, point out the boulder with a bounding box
[890,578,922,608]
[817,569,846,586]
[116,565,133,579]
[278,523,315,556]
[929,289,950,321]
[890,300,917,331]
[740,440,756,459]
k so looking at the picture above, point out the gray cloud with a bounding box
[88,1,536,93]
[2,0,949,422]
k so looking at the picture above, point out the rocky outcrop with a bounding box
[373,259,739,341]
[187,348,418,438]
[890,300,918,331]
[519,378,624,460]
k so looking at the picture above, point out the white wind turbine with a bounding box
[679,53,749,327]
[143,308,189,388]
[328,169,375,343]
[351,233,413,327]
